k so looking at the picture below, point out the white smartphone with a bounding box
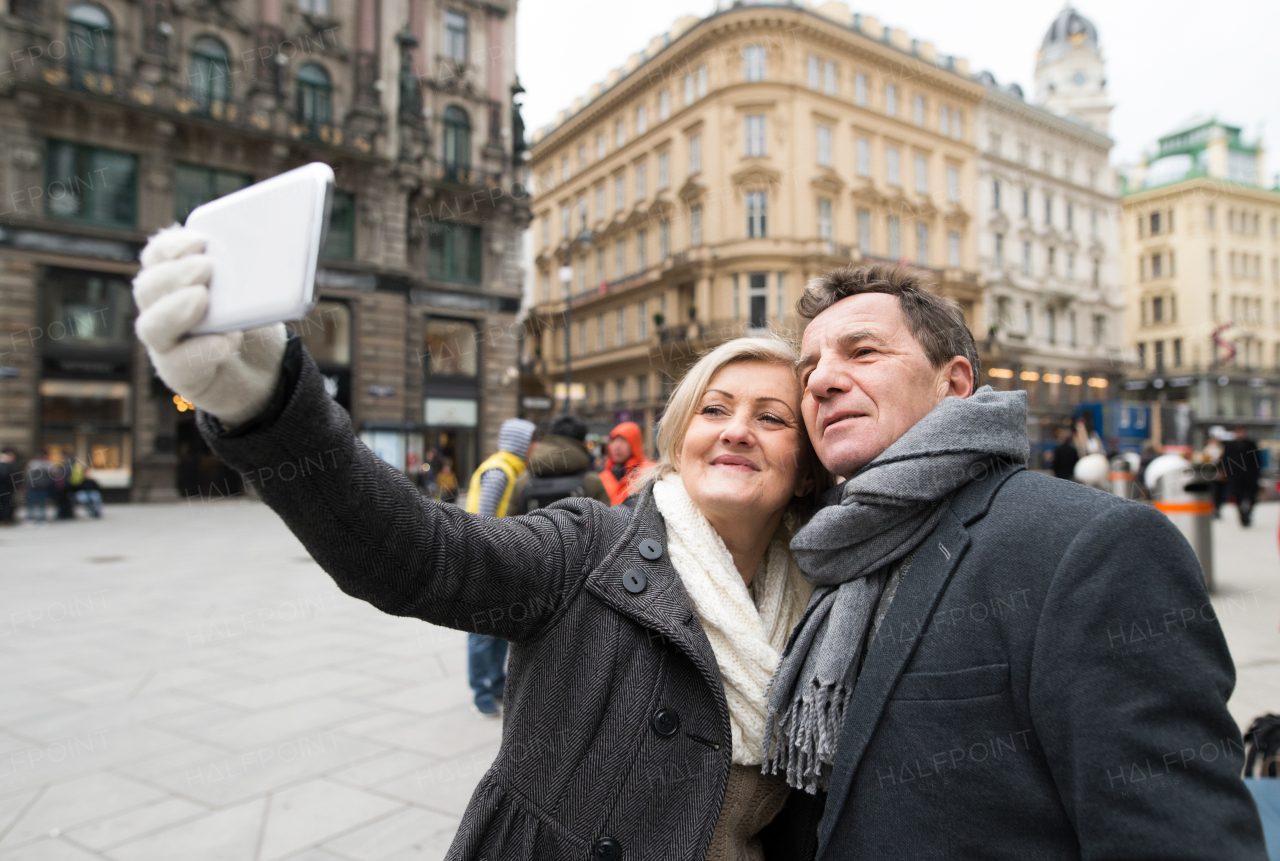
[185,162,334,335]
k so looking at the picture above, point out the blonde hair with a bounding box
[636,336,831,514]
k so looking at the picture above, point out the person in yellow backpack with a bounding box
[463,418,536,715]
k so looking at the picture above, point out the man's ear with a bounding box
[938,356,975,400]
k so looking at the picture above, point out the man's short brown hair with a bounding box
[798,263,981,384]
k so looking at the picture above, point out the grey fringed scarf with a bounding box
[762,387,1029,793]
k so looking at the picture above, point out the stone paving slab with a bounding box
[0,496,1276,859]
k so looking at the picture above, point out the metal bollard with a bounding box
[1154,467,1216,593]
[1109,456,1134,499]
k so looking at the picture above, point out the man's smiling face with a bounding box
[798,292,972,477]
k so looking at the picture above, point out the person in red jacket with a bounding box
[599,421,654,505]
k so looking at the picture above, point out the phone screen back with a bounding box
[186,162,333,334]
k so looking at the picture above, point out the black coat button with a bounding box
[592,837,620,861]
[638,538,663,561]
[651,707,679,737]
[622,568,647,594]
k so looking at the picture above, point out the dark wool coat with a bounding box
[772,464,1269,861]
[200,339,736,861]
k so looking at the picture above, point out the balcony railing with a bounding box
[25,58,374,154]
[429,162,504,190]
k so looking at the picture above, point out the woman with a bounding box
[600,420,655,505]
[131,226,828,860]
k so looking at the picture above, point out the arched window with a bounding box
[442,106,471,168]
[296,63,332,128]
[67,4,113,79]
[188,36,230,112]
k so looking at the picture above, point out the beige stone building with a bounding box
[0,0,529,503]
[1122,117,1280,445]
[521,2,985,448]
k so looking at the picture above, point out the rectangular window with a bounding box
[614,175,625,212]
[638,374,649,402]
[747,191,767,238]
[1047,307,1056,344]
[697,65,707,97]
[636,229,647,271]
[323,189,356,259]
[1150,211,1161,234]
[887,147,901,186]
[561,157,571,183]
[636,105,648,135]
[660,219,670,259]
[690,133,702,174]
[913,94,925,127]
[776,272,785,319]
[733,275,740,321]
[427,221,482,284]
[615,239,625,278]
[636,163,647,200]
[1152,253,1162,278]
[577,195,587,231]
[948,230,960,268]
[615,378,626,405]
[1173,338,1183,367]
[173,162,252,224]
[825,60,837,95]
[1152,296,1164,322]
[952,109,963,140]
[1136,342,1146,367]
[615,118,626,148]
[424,317,478,377]
[445,10,468,63]
[856,137,871,177]
[992,179,1000,210]
[940,105,950,136]
[658,90,670,121]
[541,272,550,302]
[1021,189,1029,218]
[994,233,1003,267]
[855,72,868,106]
[818,197,832,240]
[617,309,626,345]
[1044,194,1052,225]
[1067,252,1075,280]
[808,54,820,90]
[596,247,605,284]
[743,45,766,81]
[1022,241,1031,275]
[596,315,604,351]
[1153,340,1165,370]
[748,272,767,330]
[596,132,606,159]
[914,155,928,193]
[817,125,833,167]
[595,186,605,220]
[1066,202,1074,231]
[578,145,587,171]
[885,83,898,118]
[888,216,900,259]
[1048,246,1056,274]
[658,152,670,189]
[745,115,767,157]
[540,215,549,248]
[1092,314,1106,346]
[1091,208,1097,236]
[45,140,138,228]
[947,166,960,202]
[1025,302,1034,336]
[691,206,703,246]
[578,320,586,355]
[638,300,647,340]
[684,74,695,106]
[916,221,929,266]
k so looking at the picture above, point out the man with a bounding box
[761,265,1265,860]
[511,414,610,512]
[1049,425,1079,480]
[599,421,653,505]
[463,417,536,716]
[1222,426,1262,527]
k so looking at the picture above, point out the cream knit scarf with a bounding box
[652,473,812,765]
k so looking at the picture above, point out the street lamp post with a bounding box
[558,231,592,415]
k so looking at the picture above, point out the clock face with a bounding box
[1071,71,1087,86]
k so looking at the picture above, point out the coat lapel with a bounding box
[583,489,724,697]
[815,509,970,857]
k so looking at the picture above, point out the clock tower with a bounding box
[1034,5,1112,135]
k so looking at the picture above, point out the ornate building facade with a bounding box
[1122,117,1280,446]
[973,6,1124,464]
[522,2,985,449]
[0,0,529,501]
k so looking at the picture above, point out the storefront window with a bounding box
[294,300,351,409]
[38,380,132,487]
[43,271,134,347]
[423,317,478,376]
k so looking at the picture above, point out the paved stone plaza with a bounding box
[0,496,1277,860]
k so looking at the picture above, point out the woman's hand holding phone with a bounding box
[132,224,287,429]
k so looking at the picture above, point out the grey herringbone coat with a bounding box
[200,341,735,861]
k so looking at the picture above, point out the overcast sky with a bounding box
[516,0,1280,175]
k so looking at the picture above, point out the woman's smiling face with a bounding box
[677,360,811,524]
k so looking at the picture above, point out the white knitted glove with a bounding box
[132,224,287,429]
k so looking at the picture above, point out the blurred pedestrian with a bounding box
[599,421,654,505]
[53,454,77,520]
[436,460,458,504]
[512,414,610,512]
[1049,426,1079,480]
[1222,426,1262,527]
[463,417,536,716]
[0,448,17,525]
[1202,434,1227,516]
[76,468,103,518]
[24,456,53,523]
